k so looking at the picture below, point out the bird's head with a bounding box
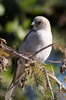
[31,16,51,31]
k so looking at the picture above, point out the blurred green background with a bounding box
[0,0,66,100]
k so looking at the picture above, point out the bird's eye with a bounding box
[37,21,41,24]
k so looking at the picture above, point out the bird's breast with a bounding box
[19,30,52,62]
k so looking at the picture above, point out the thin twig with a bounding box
[0,43,32,61]
[44,69,55,98]
[48,73,66,92]
[35,65,66,92]
[31,43,55,58]
[47,60,62,63]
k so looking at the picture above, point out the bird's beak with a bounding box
[31,21,36,26]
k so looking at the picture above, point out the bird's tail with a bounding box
[5,59,26,100]
[5,81,18,100]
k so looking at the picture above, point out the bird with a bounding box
[5,16,52,100]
